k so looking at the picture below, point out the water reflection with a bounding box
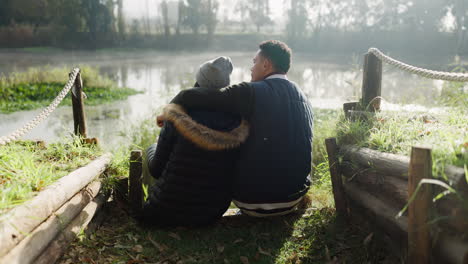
[0,51,447,149]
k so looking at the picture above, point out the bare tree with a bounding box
[250,0,271,33]
[286,0,308,41]
[161,0,170,37]
[176,0,184,35]
[451,0,468,54]
[183,0,203,35]
[144,0,151,35]
[117,0,125,38]
[205,0,219,38]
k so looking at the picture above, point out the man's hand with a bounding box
[156,115,165,127]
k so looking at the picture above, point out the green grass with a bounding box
[0,138,102,214]
[336,107,467,178]
[58,78,466,263]
[58,108,401,264]
[439,81,468,109]
[0,66,139,113]
[59,202,397,264]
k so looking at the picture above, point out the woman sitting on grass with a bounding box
[140,57,249,227]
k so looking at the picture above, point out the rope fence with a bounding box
[368,48,468,82]
[0,68,81,146]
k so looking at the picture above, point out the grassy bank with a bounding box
[337,108,467,172]
[0,139,102,214]
[0,66,139,113]
[59,204,397,264]
[58,108,403,264]
[337,81,467,176]
[58,108,396,264]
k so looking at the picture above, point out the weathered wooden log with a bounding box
[433,234,468,264]
[444,165,468,192]
[436,198,468,233]
[34,192,109,264]
[0,181,102,264]
[325,138,348,220]
[340,145,410,179]
[341,163,408,209]
[129,150,143,213]
[114,176,129,205]
[339,145,467,192]
[343,181,408,246]
[0,153,112,257]
[408,147,432,264]
[345,181,468,263]
[361,52,382,112]
[71,71,87,138]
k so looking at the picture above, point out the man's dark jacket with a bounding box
[171,78,314,205]
[142,104,249,226]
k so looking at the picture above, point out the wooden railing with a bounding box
[328,48,468,264]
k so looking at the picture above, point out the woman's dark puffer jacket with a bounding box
[141,104,249,226]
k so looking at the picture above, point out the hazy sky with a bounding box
[124,0,286,21]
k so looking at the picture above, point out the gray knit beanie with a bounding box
[196,56,233,89]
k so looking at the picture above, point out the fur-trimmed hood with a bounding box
[161,104,249,151]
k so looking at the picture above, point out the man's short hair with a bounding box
[259,40,292,74]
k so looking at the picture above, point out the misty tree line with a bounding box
[0,0,125,40]
[0,0,467,53]
[285,0,468,53]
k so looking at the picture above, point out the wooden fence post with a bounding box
[361,52,382,112]
[343,102,359,119]
[71,71,87,138]
[408,147,432,264]
[325,138,348,221]
[129,150,143,213]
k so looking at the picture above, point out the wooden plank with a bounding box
[433,233,468,264]
[34,192,109,264]
[0,181,102,264]
[340,145,410,179]
[444,165,468,193]
[436,198,468,233]
[325,138,348,220]
[344,175,468,264]
[341,163,408,209]
[71,72,87,138]
[129,150,143,214]
[0,153,112,257]
[343,102,359,119]
[114,176,129,206]
[339,145,466,191]
[361,52,382,112]
[343,182,408,245]
[408,147,432,264]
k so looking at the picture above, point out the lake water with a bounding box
[0,50,450,149]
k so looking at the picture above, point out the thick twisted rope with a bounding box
[0,68,80,146]
[368,48,468,82]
